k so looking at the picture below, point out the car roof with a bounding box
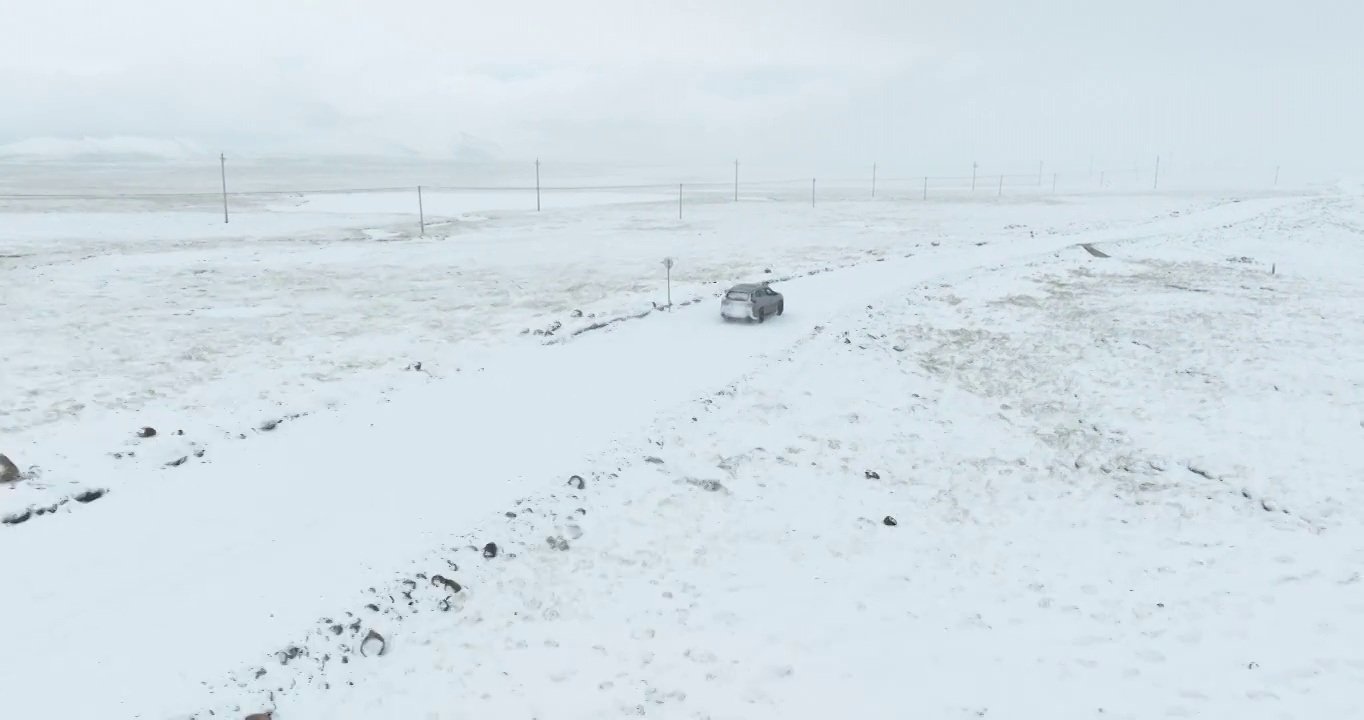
[727,283,768,292]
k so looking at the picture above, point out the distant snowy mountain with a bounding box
[0,136,211,162]
[240,131,503,163]
[447,132,502,163]
[0,132,504,163]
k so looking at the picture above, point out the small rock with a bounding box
[567,475,585,490]
[74,488,107,504]
[193,449,206,458]
[1248,661,1259,670]
[685,478,726,492]
[883,516,898,526]
[431,574,462,593]
[546,536,570,551]
[244,712,274,720]
[137,426,157,438]
[166,456,188,468]
[483,542,499,559]
[2,510,32,526]
[260,419,279,432]
[644,456,664,464]
[0,454,21,484]
[359,629,387,657]
[505,511,517,518]
[570,309,583,318]
[407,361,423,371]
[864,471,881,480]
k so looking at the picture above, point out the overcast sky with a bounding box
[2,0,1360,175]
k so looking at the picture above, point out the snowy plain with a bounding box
[2,164,1361,719]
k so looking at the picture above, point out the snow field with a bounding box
[1,190,1252,523]
[201,191,1363,718]
[2,187,1358,719]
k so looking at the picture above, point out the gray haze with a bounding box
[2,0,1360,175]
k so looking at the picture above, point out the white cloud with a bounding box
[1,0,1361,175]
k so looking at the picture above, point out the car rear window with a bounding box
[726,290,751,300]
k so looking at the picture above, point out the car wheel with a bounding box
[756,307,766,323]
[777,302,784,315]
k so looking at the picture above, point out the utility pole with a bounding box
[535,159,541,212]
[998,175,1003,197]
[922,176,928,200]
[872,163,877,198]
[1274,165,1281,187]
[219,152,229,224]
[734,159,739,202]
[678,183,683,219]
[1153,155,1161,190]
[418,185,425,235]
[971,162,978,191]
[811,178,816,207]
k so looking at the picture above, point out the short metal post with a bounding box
[418,185,425,235]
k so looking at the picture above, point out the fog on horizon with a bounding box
[1,0,1360,177]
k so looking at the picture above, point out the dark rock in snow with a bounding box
[276,646,303,665]
[685,478,726,492]
[483,542,499,559]
[137,426,157,438]
[245,712,274,720]
[0,454,21,484]
[567,475,585,490]
[864,471,881,480]
[883,516,898,526]
[259,419,279,432]
[2,509,32,526]
[166,456,188,468]
[359,629,387,657]
[431,574,462,593]
[505,511,517,518]
[74,488,107,504]
[570,309,583,318]
[644,456,664,464]
[546,536,570,551]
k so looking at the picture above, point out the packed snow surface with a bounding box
[2,179,1361,719]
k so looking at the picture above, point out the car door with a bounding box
[756,287,775,314]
